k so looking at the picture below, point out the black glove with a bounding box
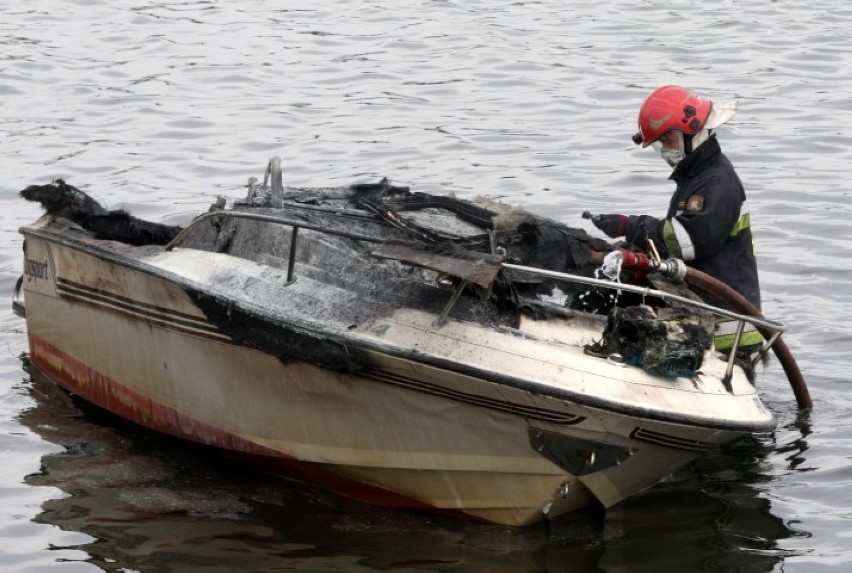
[591,213,629,239]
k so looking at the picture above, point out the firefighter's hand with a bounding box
[589,250,606,265]
[590,213,629,238]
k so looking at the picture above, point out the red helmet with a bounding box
[633,85,713,147]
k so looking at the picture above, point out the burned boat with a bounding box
[14,159,798,526]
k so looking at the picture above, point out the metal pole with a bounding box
[287,226,299,284]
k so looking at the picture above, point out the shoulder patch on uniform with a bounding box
[685,194,704,212]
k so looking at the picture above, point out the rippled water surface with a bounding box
[3,1,852,571]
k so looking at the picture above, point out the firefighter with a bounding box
[591,85,762,353]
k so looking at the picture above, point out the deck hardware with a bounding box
[722,320,746,390]
[433,280,469,329]
[753,330,781,370]
[264,157,284,208]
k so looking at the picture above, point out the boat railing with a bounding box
[501,262,783,334]
[501,262,784,381]
[166,209,784,378]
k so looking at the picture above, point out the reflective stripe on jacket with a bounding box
[714,319,764,351]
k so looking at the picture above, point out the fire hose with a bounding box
[616,250,812,409]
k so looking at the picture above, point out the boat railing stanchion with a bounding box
[286,226,299,284]
[722,320,746,390]
[753,330,781,370]
[434,280,469,329]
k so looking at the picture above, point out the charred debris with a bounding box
[20,177,713,378]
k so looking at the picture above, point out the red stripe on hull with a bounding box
[29,333,280,457]
[26,333,474,518]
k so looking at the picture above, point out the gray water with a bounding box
[2,1,851,571]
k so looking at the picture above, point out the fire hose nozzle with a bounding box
[656,258,687,282]
[617,251,687,283]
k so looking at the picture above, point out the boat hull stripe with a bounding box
[629,427,717,452]
[56,277,230,341]
[362,369,585,425]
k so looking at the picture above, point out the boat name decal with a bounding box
[24,257,50,283]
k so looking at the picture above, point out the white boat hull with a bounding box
[20,219,775,526]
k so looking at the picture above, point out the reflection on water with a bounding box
[18,356,805,573]
[775,412,813,473]
[597,430,809,573]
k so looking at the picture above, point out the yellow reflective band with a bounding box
[729,212,751,237]
[714,329,764,350]
[662,219,683,259]
[716,319,758,336]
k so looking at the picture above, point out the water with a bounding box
[2,1,852,570]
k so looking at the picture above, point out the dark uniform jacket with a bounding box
[624,135,761,313]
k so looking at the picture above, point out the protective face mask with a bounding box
[652,130,686,168]
[660,147,685,168]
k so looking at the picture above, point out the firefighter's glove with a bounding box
[591,214,629,239]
